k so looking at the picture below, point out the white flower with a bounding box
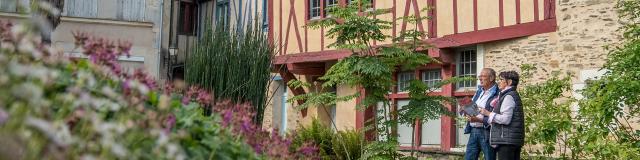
[25,117,74,146]
[10,24,28,40]
[101,87,118,100]
[11,82,43,105]
[0,53,6,63]
[110,143,127,158]
[1,42,15,52]
[80,155,97,160]
[8,60,29,77]
[17,38,37,58]
[0,108,8,125]
[0,74,8,85]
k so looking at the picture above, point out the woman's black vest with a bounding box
[489,88,525,146]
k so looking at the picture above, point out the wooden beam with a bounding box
[473,0,478,31]
[274,19,557,64]
[427,0,437,38]
[279,0,282,55]
[278,66,308,117]
[453,0,458,34]
[268,0,273,45]
[274,49,352,64]
[516,0,521,24]
[427,19,557,48]
[534,0,539,21]
[440,64,455,152]
[287,62,326,75]
[499,0,504,27]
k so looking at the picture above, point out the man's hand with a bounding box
[480,108,491,116]
[466,115,483,122]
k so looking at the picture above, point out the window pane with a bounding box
[421,118,441,145]
[397,100,414,146]
[397,71,414,92]
[456,49,477,88]
[0,0,16,12]
[65,0,98,18]
[116,0,146,21]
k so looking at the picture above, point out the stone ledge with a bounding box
[0,12,153,28]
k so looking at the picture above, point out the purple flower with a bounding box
[164,114,176,134]
[222,110,232,126]
[0,108,8,125]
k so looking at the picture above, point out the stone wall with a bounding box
[483,0,621,85]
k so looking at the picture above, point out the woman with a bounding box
[479,71,524,160]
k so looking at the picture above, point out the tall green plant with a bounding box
[185,22,274,124]
[289,0,467,159]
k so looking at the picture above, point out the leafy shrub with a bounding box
[291,119,336,159]
[331,129,365,160]
[519,1,640,159]
[0,16,317,159]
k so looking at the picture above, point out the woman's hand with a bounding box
[466,115,483,122]
[479,108,491,116]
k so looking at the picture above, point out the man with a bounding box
[462,68,498,160]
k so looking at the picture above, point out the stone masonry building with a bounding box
[262,0,622,152]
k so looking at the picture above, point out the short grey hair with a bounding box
[482,68,497,82]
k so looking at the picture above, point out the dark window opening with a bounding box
[179,2,197,35]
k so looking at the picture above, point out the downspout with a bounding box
[158,0,165,79]
[238,0,243,32]
[168,0,175,80]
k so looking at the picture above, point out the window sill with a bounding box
[453,91,475,97]
[0,12,153,28]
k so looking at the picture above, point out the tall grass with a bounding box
[185,21,273,124]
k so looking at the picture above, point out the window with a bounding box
[64,0,98,18]
[422,69,442,91]
[216,0,230,27]
[309,0,321,19]
[456,49,477,89]
[347,0,374,11]
[262,0,268,31]
[0,0,17,12]
[116,0,146,21]
[323,0,338,16]
[179,1,197,35]
[397,71,414,92]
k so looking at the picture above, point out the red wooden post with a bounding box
[440,64,456,151]
[453,0,458,34]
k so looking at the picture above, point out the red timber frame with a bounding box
[268,0,557,152]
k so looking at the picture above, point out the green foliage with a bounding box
[291,119,336,159]
[520,1,640,159]
[172,103,260,160]
[292,0,465,158]
[519,65,574,158]
[185,21,273,124]
[331,129,365,160]
[0,21,261,159]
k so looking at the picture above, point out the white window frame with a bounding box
[422,69,442,92]
[216,0,230,27]
[397,71,415,93]
[324,0,338,17]
[309,0,321,20]
[455,47,478,91]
